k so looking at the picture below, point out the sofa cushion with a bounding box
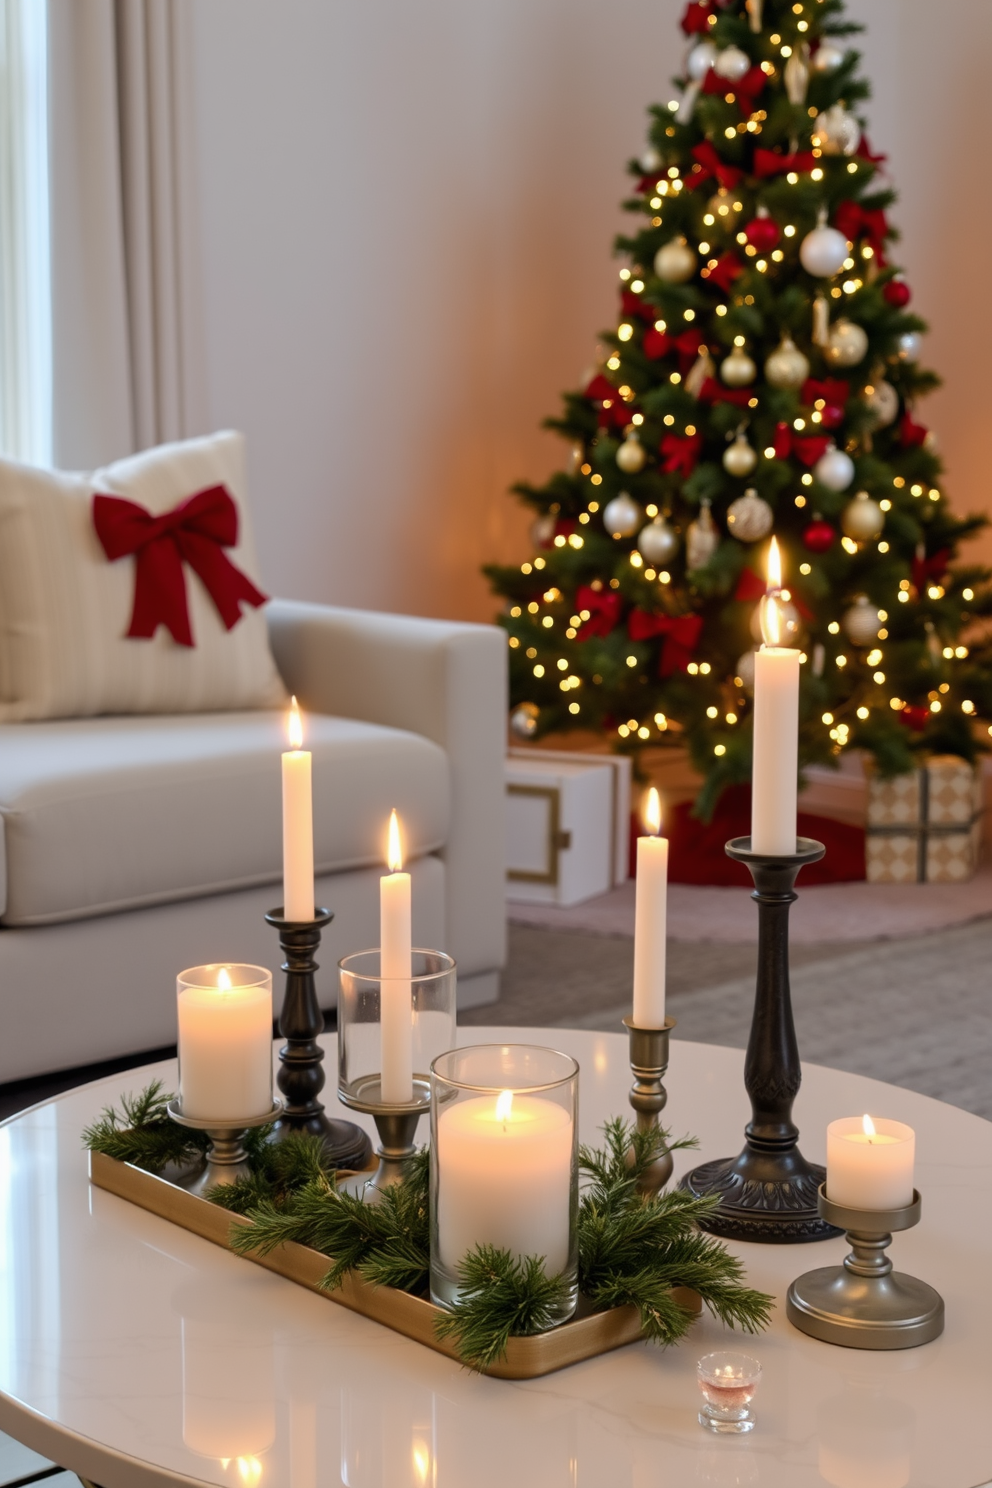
[0,712,449,925]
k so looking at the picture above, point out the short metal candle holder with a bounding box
[265,907,372,1171]
[787,1186,944,1349]
[167,1098,282,1198]
[623,1016,676,1195]
[337,1075,431,1201]
[681,837,840,1244]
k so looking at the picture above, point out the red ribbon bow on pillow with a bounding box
[628,610,704,676]
[576,585,623,639]
[92,484,268,648]
[752,147,817,179]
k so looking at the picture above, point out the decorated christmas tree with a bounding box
[486,0,992,813]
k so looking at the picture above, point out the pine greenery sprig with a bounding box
[82,1080,209,1174]
[208,1131,335,1214]
[434,1248,572,1370]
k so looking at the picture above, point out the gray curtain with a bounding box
[48,0,202,470]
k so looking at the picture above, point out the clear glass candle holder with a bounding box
[176,964,273,1123]
[429,1043,579,1323]
[338,949,456,1107]
[697,1352,762,1434]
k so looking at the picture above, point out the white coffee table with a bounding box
[1,1029,990,1488]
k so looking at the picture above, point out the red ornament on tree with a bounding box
[883,277,911,308]
[900,705,930,732]
[802,518,835,553]
[743,213,780,252]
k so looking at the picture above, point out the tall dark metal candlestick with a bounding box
[681,837,840,1244]
[266,907,372,1171]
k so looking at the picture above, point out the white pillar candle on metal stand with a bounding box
[177,964,273,1121]
[282,697,314,922]
[379,809,413,1103]
[751,538,800,855]
[632,786,668,1028]
[826,1114,915,1210]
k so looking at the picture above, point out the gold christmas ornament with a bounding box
[784,45,810,106]
[653,236,697,284]
[713,44,750,82]
[616,432,646,474]
[814,444,856,492]
[721,345,757,387]
[842,595,883,647]
[567,441,584,474]
[745,0,762,33]
[812,295,830,346]
[765,334,810,391]
[825,318,869,368]
[841,490,885,541]
[707,188,742,225]
[637,516,680,565]
[602,491,643,538]
[865,379,899,428]
[727,488,774,541]
[723,431,758,478]
[812,103,861,156]
[509,701,541,740]
[687,499,719,569]
[685,348,715,399]
[800,210,849,278]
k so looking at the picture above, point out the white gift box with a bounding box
[505,749,631,906]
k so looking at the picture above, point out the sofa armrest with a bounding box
[267,600,507,979]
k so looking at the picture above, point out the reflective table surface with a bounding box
[1,1028,990,1488]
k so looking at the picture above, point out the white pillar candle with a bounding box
[437,1091,573,1271]
[751,539,799,855]
[826,1115,915,1211]
[177,965,273,1122]
[282,696,314,922]
[379,808,413,1103]
[632,786,668,1028]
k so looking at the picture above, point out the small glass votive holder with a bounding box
[697,1352,762,1434]
[176,964,274,1123]
[429,1043,579,1323]
[337,949,456,1107]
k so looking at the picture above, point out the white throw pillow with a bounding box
[0,430,287,719]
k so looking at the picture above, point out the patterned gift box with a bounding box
[866,756,983,883]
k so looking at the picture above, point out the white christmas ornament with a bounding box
[812,41,845,73]
[898,331,921,361]
[814,445,855,492]
[639,145,662,173]
[602,491,643,538]
[841,490,885,542]
[616,432,646,474]
[800,216,849,278]
[637,517,679,565]
[530,514,555,549]
[727,489,773,542]
[812,103,861,156]
[825,318,869,368]
[865,379,899,428]
[723,432,758,478]
[685,39,717,81]
[687,500,719,569]
[842,595,883,647]
[765,334,810,391]
[713,45,751,82]
[784,48,810,106]
[721,346,756,387]
[654,237,697,284]
[685,349,715,399]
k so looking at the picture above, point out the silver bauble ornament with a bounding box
[813,445,855,492]
[720,346,756,387]
[510,702,540,740]
[841,490,885,541]
[713,44,750,82]
[735,650,756,694]
[686,499,719,570]
[723,432,758,478]
[616,432,646,474]
[727,489,774,542]
[653,236,697,284]
[750,597,801,644]
[825,318,869,368]
[812,103,861,156]
[639,145,662,173]
[602,491,643,538]
[530,513,556,548]
[812,41,845,72]
[707,188,741,225]
[686,38,717,81]
[842,595,883,647]
[800,220,849,278]
[865,379,899,428]
[765,334,810,391]
[637,516,679,566]
[898,331,921,361]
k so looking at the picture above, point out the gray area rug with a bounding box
[463,919,992,1120]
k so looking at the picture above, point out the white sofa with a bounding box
[0,600,507,1084]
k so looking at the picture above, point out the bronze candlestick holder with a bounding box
[681,836,840,1243]
[787,1186,944,1349]
[624,1016,676,1195]
[265,907,372,1171]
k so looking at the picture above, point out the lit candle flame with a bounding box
[217,967,232,991]
[642,785,662,836]
[495,1089,514,1123]
[862,1113,876,1141]
[287,696,304,750]
[766,535,782,592]
[387,808,404,873]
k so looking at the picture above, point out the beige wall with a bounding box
[186,0,992,621]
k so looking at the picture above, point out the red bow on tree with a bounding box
[645,328,707,369]
[620,289,655,322]
[857,134,888,168]
[698,377,752,408]
[834,200,889,264]
[584,373,631,430]
[680,1,714,34]
[701,251,744,292]
[660,431,703,476]
[734,567,767,603]
[702,65,766,114]
[576,585,623,639]
[900,412,928,448]
[643,326,671,359]
[628,610,704,675]
[911,548,949,593]
[772,423,831,465]
[92,485,268,648]
[686,141,744,193]
[752,147,817,179]
[801,378,850,429]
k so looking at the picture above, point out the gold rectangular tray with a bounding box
[89,1149,700,1379]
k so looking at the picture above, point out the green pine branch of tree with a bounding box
[484,0,992,814]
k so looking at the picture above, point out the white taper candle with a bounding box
[632,786,668,1028]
